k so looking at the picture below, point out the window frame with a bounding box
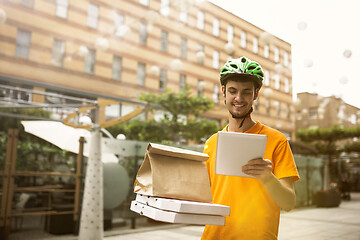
[87,4,99,29]
[55,0,68,19]
[112,55,122,81]
[52,39,65,67]
[15,29,31,58]
[84,48,96,74]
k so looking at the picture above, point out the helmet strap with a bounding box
[238,107,253,129]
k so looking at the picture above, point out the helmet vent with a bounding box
[230,64,238,69]
[247,66,256,71]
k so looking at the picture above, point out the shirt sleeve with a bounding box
[273,140,300,182]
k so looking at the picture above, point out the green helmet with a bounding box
[220,56,264,88]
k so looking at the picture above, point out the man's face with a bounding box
[222,80,259,119]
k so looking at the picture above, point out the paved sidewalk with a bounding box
[106,193,360,240]
[8,193,360,240]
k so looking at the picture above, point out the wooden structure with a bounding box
[0,129,85,240]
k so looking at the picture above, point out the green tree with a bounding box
[0,108,65,172]
[107,88,221,144]
[296,125,360,183]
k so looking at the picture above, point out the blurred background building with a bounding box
[296,92,360,130]
[0,0,295,139]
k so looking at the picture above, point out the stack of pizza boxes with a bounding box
[130,143,230,225]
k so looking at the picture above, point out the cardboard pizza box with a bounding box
[136,194,230,216]
[130,201,226,226]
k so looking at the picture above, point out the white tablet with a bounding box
[215,131,267,177]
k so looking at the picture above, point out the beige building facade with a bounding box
[296,92,360,130]
[0,0,295,138]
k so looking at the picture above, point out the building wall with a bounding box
[296,92,360,130]
[0,0,294,138]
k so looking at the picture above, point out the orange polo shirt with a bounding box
[201,121,299,240]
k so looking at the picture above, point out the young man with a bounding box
[201,56,300,240]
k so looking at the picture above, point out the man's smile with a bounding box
[232,102,247,109]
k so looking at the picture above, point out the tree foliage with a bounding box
[296,125,360,154]
[296,125,360,182]
[107,88,221,144]
[0,108,65,172]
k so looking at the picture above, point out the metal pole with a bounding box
[78,104,103,240]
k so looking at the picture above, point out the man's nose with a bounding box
[234,93,243,101]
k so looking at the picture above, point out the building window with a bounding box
[179,8,187,23]
[274,74,280,90]
[21,0,34,8]
[112,56,122,81]
[284,51,289,66]
[284,77,290,93]
[264,45,269,58]
[180,74,186,90]
[87,4,99,29]
[159,69,167,90]
[56,0,68,19]
[52,39,65,67]
[15,29,31,58]
[275,101,281,117]
[286,104,291,120]
[350,114,356,124]
[180,37,187,59]
[240,31,246,48]
[114,13,124,37]
[227,25,233,43]
[161,30,168,52]
[264,70,270,86]
[212,84,219,103]
[198,44,204,52]
[84,48,95,74]
[253,37,258,53]
[197,79,204,95]
[266,100,271,115]
[197,11,204,30]
[274,46,279,62]
[139,0,149,6]
[139,22,147,45]
[309,108,318,119]
[160,0,170,16]
[137,62,146,86]
[213,50,219,69]
[213,18,219,36]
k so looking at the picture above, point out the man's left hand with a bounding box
[242,158,273,182]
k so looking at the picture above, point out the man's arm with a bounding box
[242,158,296,211]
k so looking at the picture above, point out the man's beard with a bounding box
[228,102,251,119]
[229,110,249,119]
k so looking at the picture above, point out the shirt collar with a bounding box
[222,121,263,134]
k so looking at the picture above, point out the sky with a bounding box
[209,0,360,109]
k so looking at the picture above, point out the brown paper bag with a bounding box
[134,143,212,203]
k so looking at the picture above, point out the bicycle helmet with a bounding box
[220,56,264,89]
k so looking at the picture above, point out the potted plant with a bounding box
[313,184,341,207]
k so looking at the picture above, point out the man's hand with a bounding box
[242,158,273,182]
[242,158,296,211]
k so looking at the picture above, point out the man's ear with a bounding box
[222,85,226,97]
[254,88,259,100]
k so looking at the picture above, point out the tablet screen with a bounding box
[215,131,267,177]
